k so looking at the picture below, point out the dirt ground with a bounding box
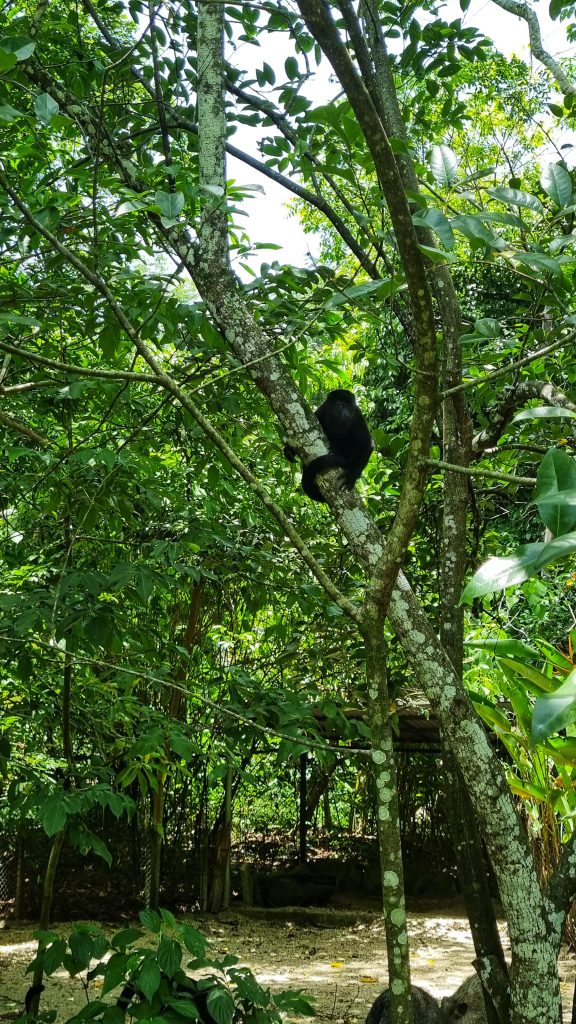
[1,906,575,1021]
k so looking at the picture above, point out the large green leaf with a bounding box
[541,163,573,209]
[487,186,544,214]
[535,448,576,536]
[451,215,505,249]
[514,406,576,423]
[462,534,576,599]
[412,207,455,249]
[157,938,182,977]
[34,91,59,123]
[429,144,459,184]
[206,988,235,1024]
[466,638,539,660]
[532,669,576,743]
[138,958,162,1001]
[0,35,36,60]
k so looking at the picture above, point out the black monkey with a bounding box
[284,389,373,502]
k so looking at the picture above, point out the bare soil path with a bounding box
[0,907,574,1021]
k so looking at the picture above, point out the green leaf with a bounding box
[532,669,576,743]
[274,990,316,1015]
[138,958,161,1001]
[549,0,565,19]
[140,909,162,933]
[34,91,59,124]
[510,252,562,276]
[180,925,209,958]
[87,834,113,867]
[111,928,144,949]
[466,638,539,660]
[101,953,132,996]
[324,276,403,309]
[451,215,504,250]
[500,658,556,696]
[70,930,97,970]
[42,794,70,836]
[417,243,458,264]
[284,57,299,79]
[429,144,459,185]
[514,407,576,423]
[535,448,576,535]
[461,535,576,600]
[487,186,544,214]
[168,730,199,761]
[206,988,235,1024]
[43,938,67,975]
[541,162,573,208]
[0,50,17,71]
[468,318,500,341]
[412,208,455,249]
[170,999,203,1019]
[0,103,21,121]
[155,190,185,223]
[256,62,275,86]
[0,35,36,60]
[157,938,182,977]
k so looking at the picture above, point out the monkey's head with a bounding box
[326,388,356,405]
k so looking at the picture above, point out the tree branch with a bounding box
[0,410,50,448]
[490,0,576,96]
[472,379,576,453]
[426,458,536,486]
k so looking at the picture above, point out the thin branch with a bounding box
[490,0,576,96]
[442,333,575,398]
[0,410,50,448]
[426,458,536,486]
[0,340,161,383]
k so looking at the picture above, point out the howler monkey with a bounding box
[284,389,373,502]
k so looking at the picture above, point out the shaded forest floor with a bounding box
[1,905,575,1021]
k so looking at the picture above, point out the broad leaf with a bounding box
[514,406,576,423]
[138,958,161,1001]
[157,938,182,977]
[412,208,455,249]
[509,252,562,276]
[541,163,573,208]
[34,91,59,123]
[532,669,576,743]
[451,215,504,249]
[206,988,235,1024]
[0,35,36,60]
[462,534,576,599]
[535,448,576,536]
[487,186,545,214]
[466,638,539,660]
[429,144,459,185]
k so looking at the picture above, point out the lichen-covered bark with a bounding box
[197,0,229,276]
[389,574,561,1024]
[365,608,413,1024]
